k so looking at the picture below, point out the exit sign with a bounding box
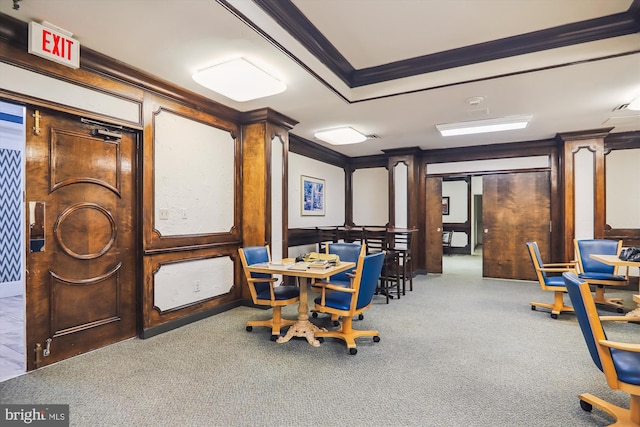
[28,21,80,69]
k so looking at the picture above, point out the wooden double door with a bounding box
[25,108,138,370]
[426,171,550,281]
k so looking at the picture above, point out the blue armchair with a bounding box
[238,245,300,341]
[563,272,640,426]
[574,239,628,312]
[314,251,385,354]
[526,242,575,318]
[312,242,364,324]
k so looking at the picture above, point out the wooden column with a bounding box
[557,128,612,260]
[240,109,297,297]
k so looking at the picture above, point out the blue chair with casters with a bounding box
[314,251,385,355]
[574,239,628,312]
[324,242,364,287]
[526,242,575,319]
[312,242,365,324]
[238,245,299,341]
[562,272,640,426]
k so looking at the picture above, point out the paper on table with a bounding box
[288,262,310,271]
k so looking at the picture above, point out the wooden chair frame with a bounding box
[314,252,385,355]
[238,245,299,341]
[526,242,575,318]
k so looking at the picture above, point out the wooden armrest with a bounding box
[544,262,576,267]
[598,339,640,352]
[248,278,277,283]
[600,316,640,323]
[322,283,356,293]
[311,281,332,294]
[539,267,575,273]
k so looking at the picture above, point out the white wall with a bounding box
[394,162,408,228]
[442,180,468,248]
[152,111,236,308]
[353,167,388,226]
[574,148,595,240]
[154,111,235,235]
[288,152,345,227]
[606,148,640,229]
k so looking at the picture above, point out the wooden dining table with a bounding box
[589,253,640,317]
[247,260,356,346]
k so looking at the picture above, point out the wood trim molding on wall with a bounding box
[142,95,242,253]
[557,128,613,260]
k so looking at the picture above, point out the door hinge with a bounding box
[32,110,41,136]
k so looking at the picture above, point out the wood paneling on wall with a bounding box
[141,94,243,335]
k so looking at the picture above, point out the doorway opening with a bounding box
[0,99,26,382]
[442,175,482,275]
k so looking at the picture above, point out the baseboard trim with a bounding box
[140,300,242,339]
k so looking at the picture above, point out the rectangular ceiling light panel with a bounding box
[436,114,533,137]
[314,127,368,145]
[193,58,286,102]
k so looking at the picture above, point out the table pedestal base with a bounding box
[627,295,640,318]
[276,316,326,347]
[626,307,640,318]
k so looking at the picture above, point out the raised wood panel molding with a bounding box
[142,94,241,253]
[142,248,241,332]
[557,129,612,259]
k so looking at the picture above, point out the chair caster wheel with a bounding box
[333,320,339,327]
[579,399,592,412]
[531,306,536,311]
[270,334,278,341]
[317,337,324,343]
[616,307,624,313]
[246,326,253,332]
[349,348,357,355]
[358,314,364,320]
[373,336,380,343]
[311,312,318,318]
[551,313,558,319]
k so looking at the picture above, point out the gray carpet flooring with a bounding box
[1,255,638,427]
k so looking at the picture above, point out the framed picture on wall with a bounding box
[301,175,325,216]
[442,197,450,215]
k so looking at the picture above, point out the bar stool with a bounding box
[316,226,338,252]
[363,227,400,303]
[389,230,414,294]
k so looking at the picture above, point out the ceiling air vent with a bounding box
[612,103,629,111]
[366,134,380,139]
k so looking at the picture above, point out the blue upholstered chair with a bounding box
[526,242,575,319]
[312,242,365,324]
[323,242,365,287]
[314,251,385,355]
[238,246,299,341]
[562,272,640,426]
[574,239,628,312]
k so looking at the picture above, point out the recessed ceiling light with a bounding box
[436,114,533,137]
[192,58,286,102]
[314,127,368,145]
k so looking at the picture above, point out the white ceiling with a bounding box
[2,0,639,157]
